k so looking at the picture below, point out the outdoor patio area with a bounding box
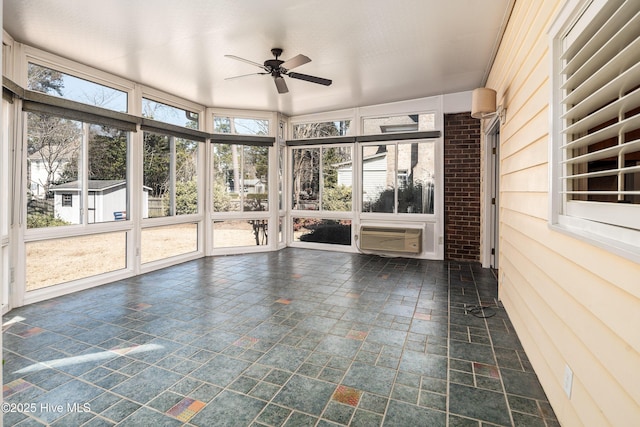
[3,248,558,426]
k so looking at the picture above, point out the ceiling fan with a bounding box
[225,48,332,94]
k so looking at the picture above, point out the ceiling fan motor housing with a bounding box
[264,59,284,73]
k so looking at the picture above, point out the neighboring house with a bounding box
[337,153,387,203]
[241,178,267,194]
[50,180,150,223]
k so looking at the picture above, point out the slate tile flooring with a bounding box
[3,248,560,426]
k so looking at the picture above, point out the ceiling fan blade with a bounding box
[274,76,289,94]
[281,54,311,70]
[224,55,267,70]
[287,72,332,86]
[225,72,268,80]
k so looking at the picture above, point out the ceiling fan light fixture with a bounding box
[225,48,331,94]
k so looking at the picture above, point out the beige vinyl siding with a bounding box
[485,0,640,425]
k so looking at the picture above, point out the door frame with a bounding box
[482,118,500,269]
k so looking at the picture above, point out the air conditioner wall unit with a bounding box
[359,226,422,254]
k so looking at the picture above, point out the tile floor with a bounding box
[3,249,559,426]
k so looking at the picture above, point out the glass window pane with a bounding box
[88,124,128,223]
[292,120,351,139]
[213,116,231,133]
[143,132,171,217]
[141,223,198,264]
[362,113,436,135]
[175,139,199,215]
[142,98,198,128]
[28,63,127,112]
[233,118,268,135]
[397,142,435,214]
[278,146,285,211]
[322,146,352,211]
[292,148,320,210]
[27,112,82,228]
[213,220,268,247]
[362,144,395,213]
[26,232,127,290]
[212,143,240,212]
[293,218,352,245]
[242,145,269,212]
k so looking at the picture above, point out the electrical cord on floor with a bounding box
[464,305,497,318]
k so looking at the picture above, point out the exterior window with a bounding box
[142,98,198,128]
[293,218,352,246]
[292,120,351,139]
[213,116,268,136]
[362,113,436,135]
[361,141,435,214]
[26,113,129,227]
[143,132,199,217]
[551,0,640,251]
[27,63,128,112]
[291,146,352,211]
[212,144,269,213]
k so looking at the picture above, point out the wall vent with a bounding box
[360,226,422,254]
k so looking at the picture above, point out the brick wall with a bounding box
[444,112,481,261]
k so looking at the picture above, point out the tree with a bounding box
[27,113,82,194]
[27,63,64,95]
[60,125,127,183]
[143,133,171,198]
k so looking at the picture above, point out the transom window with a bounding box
[142,98,199,128]
[362,113,436,135]
[27,63,128,112]
[213,116,269,136]
[292,120,351,139]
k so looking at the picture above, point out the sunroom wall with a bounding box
[484,0,640,425]
[3,35,482,307]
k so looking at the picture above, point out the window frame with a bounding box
[24,46,134,113]
[359,139,437,218]
[549,0,640,262]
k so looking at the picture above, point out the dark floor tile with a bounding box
[273,375,336,416]
[256,404,292,426]
[111,366,181,405]
[316,334,362,358]
[398,350,447,379]
[190,354,251,387]
[501,368,548,400]
[342,362,396,396]
[2,250,561,427]
[449,340,496,365]
[257,344,310,372]
[118,407,182,427]
[30,379,103,424]
[190,390,265,427]
[384,400,446,426]
[449,383,511,426]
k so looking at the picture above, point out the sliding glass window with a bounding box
[212,143,270,249]
[27,113,129,227]
[143,132,199,218]
[212,144,269,213]
[291,145,352,211]
[361,141,435,214]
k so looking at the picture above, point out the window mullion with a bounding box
[81,122,89,225]
[170,136,176,216]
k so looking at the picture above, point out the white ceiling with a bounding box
[3,0,512,116]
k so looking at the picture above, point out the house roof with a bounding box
[50,180,151,192]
